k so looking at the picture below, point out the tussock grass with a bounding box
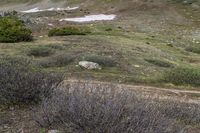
[164,67,200,86]
[39,53,74,68]
[48,26,91,37]
[145,58,174,68]
[27,46,54,57]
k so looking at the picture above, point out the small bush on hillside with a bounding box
[0,56,63,105]
[48,26,91,36]
[171,0,196,4]
[145,58,174,68]
[164,67,200,86]
[47,44,65,50]
[28,46,54,57]
[0,16,32,43]
[33,82,200,132]
[185,46,200,54]
[39,54,74,68]
[83,55,117,67]
[158,101,200,125]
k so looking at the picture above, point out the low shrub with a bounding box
[145,58,174,68]
[158,101,200,125]
[39,53,74,67]
[33,82,199,132]
[170,0,196,4]
[83,55,117,67]
[0,16,32,43]
[164,67,200,86]
[48,26,91,36]
[28,46,54,57]
[0,56,63,105]
[185,46,200,54]
[47,44,65,50]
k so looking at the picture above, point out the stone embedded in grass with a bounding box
[48,130,61,133]
[83,55,117,67]
[79,61,101,70]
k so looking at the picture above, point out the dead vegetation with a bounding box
[32,82,200,133]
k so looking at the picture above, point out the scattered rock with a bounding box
[183,0,193,5]
[134,65,140,68]
[79,61,101,70]
[0,10,18,17]
[191,3,199,10]
[48,130,60,133]
[20,16,32,24]
[0,11,33,24]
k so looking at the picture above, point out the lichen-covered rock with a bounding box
[79,61,101,70]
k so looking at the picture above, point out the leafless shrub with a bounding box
[0,56,63,105]
[33,83,188,133]
[158,101,200,125]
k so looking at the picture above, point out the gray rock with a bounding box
[79,61,101,70]
[0,10,18,17]
[191,3,199,10]
[20,15,32,24]
[48,130,60,133]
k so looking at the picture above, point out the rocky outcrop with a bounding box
[0,10,18,17]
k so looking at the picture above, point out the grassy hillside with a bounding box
[0,0,199,88]
[1,0,200,132]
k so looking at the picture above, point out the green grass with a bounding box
[27,46,54,57]
[185,46,200,54]
[39,53,74,68]
[145,58,174,68]
[164,67,200,87]
[0,12,199,89]
[0,30,199,88]
[48,26,91,37]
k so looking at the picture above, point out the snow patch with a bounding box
[21,7,79,13]
[60,14,116,22]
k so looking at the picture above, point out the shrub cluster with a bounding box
[27,46,54,57]
[185,46,200,54]
[48,26,91,37]
[0,16,32,43]
[0,56,63,105]
[145,58,173,68]
[83,55,117,67]
[164,67,200,86]
[32,82,200,133]
[39,53,74,68]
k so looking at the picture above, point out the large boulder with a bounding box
[79,61,101,70]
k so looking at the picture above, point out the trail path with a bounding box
[64,79,200,104]
[65,79,200,94]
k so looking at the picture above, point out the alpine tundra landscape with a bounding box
[0,0,200,132]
